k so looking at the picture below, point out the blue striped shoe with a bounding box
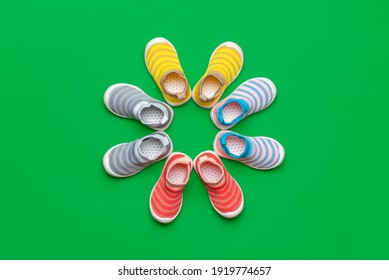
[104,83,174,131]
[103,132,173,177]
[213,130,284,170]
[210,77,276,129]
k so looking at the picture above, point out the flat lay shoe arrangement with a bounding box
[103,37,285,224]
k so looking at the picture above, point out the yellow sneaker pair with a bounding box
[145,37,244,109]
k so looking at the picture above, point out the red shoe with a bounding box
[194,151,244,218]
[149,152,192,223]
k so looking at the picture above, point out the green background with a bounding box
[1,0,388,260]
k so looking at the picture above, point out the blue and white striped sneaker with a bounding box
[104,83,174,131]
[213,130,284,170]
[210,78,276,129]
[103,132,173,177]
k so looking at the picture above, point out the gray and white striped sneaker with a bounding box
[103,132,173,177]
[104,83,174,131]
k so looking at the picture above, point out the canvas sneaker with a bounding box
[213,130,285,170]
[194,151,243,218]
[104,83,173,131]
[145,37,191,106]
[210,77,276,129]
[103,132,173,177]
[192,42,244,109]
[149,152,192,223]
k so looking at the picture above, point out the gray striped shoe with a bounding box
[104,83,174,131]
[103,132,173,177]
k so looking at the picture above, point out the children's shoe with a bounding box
[150,153,192,224]
[210,77,276,129]
[103,132,173,177]
[213,130,284,170]
[194,151,243,218]
[145,37,191,106]
[104,83,173,131]
[192,42,244,109]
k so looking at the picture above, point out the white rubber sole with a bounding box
[193,151,244,219]
[212,132,285,170]
[144,37,191,107]
[103,83,174,131]
[103,132,174,178]
[209,77,277,129]
[149,152,192,224]
[192,41,244,109]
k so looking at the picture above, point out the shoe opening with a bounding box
[200,161,223,184]
[139,137,163,160]
[225,135,246,157]
[222,101,242,123]
[167,163,188,185]
[163,72,187,99]
[139,105,164,125]
[200,75,222,101]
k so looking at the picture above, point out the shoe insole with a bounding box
[200,162,222,183]
[201,75,221,99]
[225,136,246,156]
[140,138,163,160]
[164,72,186,94]
[139,106,163,124]
[222,102,242,123]
[167,164,187,185]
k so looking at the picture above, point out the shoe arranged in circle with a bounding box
[194,151,243,218]
[149,152,193,224]
[104,83,174,131]
[213,130,284,170]
[103,132,173,177]
[145,37,191,106]
[210,77,276,129]
[192,42,244,109]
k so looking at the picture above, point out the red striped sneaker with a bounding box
[149,152,193,223]
[194,151,244,218]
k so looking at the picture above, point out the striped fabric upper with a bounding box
[194,151,243,218]
[213,131,285,170]
[210,77,277,129]
[145,38,191,106]
[149,153,192,223]
[192,42,244,109]
[104,83,173,131]
[103,132,173,177]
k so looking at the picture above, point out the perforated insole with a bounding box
[164,73,186,94]
[201,76,221,99]
[222,102,242,123]
[167,164,187,185]
[139,106,163,124]
[140,138,163,159]
[200,162,222,183]
[225,136,246,156]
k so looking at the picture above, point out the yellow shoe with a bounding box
[192,42,244,109]
[145,38,191,107]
